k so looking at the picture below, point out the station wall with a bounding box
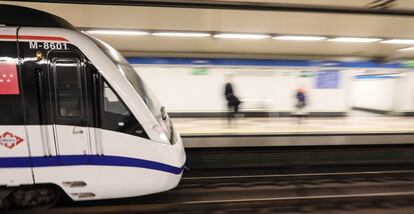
[352,77,398,112]
[351,72,414,114]
[130,57,412,117]
[394,72,414,113]
[134,66,352,115]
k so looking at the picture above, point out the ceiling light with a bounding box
[381,39,414,44]
[86,30,149,36]
[213,33,270,39]
[272,35,326,41]
[397,47,414,52]
[328,37,382,43]
[152,32,211,37]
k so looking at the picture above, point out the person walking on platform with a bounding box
[224,74,241,127]
[295,88,307,124]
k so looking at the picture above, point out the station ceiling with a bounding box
[3,0,414,59]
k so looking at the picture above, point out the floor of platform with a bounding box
[172,115,414,136]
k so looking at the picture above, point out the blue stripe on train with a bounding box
[0,155,183,175]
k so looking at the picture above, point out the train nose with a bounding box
[173,133,187,168]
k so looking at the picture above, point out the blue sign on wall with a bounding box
[127,57,402,69]
[316,70,340,89]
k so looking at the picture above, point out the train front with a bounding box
[85,34,187,198]
[114,48,188,194]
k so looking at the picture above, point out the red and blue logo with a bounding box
[0,131,24,149]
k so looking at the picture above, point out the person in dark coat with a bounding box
[295,88,307,124]
[296,88,306,109]
[224,74,241,126]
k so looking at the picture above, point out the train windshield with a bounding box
[88,35,175,143]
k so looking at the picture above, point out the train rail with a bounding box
[8,169,414,213]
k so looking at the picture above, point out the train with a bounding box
[0,5,186,208]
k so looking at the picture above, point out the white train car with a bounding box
[0,5,186,208]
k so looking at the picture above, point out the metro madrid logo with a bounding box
[0,131,24,149]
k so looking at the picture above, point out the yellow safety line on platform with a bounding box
[178,127,414,135]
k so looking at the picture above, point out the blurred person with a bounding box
[224,74,241,127]
[295,87,307,124]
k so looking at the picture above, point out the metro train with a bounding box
[0,5,186,208]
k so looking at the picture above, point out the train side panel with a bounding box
[0,27,34,186]
[14,27,185,200]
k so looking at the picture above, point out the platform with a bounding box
[172,116,414,148]
[174,116,414,136]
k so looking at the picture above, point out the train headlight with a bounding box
[153,124,169,144]
[159,133,168,142]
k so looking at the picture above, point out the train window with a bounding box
[103,82,130,116]
[101,81,148,138]
[54,59,82,118]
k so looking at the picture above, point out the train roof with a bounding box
[0,5,75,30]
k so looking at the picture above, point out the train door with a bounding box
[45,51,91,163]
[0,27,34,185]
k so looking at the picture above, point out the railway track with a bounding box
[8,169,414,213]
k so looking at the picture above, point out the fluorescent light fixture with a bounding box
[213,33,270,39]
[397,47,414,52]
[381,39,414,44]
[328,37,382,43]
[272,35,326,41]
[86,30,149,36]
[152,32,211,37]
